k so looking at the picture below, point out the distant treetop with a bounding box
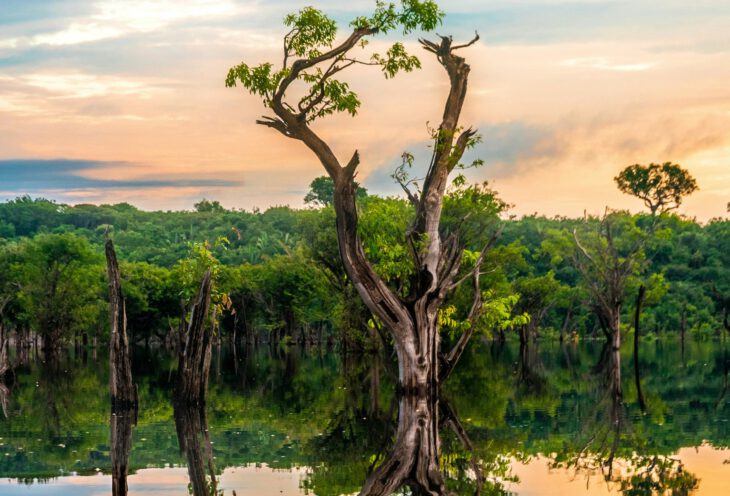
[304,176,367,207]
[194,199,226,213]
[614,162,698,216]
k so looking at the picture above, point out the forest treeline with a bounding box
[0,176,728,351]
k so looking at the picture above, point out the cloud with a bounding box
[561,57,657,72]
[0,159,243,193]
[22,72,161,98]
[0,0,247,49]
[0,1,729,219]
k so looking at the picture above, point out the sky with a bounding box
[0,0,728,219]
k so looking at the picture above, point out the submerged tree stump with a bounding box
[106,239,137,411]
[177,270,213,405]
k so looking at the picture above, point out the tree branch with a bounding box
[447,226,503,292]
[451,32,480,51]
[440,226,504,381]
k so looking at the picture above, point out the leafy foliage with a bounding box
[226,1,444,123]
[615,162,698,216]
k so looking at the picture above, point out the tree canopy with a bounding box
[614,162,698,216]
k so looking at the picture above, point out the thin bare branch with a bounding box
[572,228,597,267]
[448,226,504,292]
[255,116,291,136]
[451,32,480,50]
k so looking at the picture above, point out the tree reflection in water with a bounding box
[357,391,516,496]
[1,342,726,495]
[359,394,447,495]
[173,400,220,496]
[110,409,135,496]
[552,343,699,495]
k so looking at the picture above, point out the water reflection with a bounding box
[552,343,699,495]
[0,341,727,494]
[111,409,135,496]
[359,394,446,495]
[173,401,219,496]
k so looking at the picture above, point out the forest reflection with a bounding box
[0,340,728,495]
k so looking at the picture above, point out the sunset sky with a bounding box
[1,0,728,219]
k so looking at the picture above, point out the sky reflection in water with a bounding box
[0,339,728,495]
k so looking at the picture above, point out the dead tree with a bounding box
[177,270,214,405]
[573,213,644,350]
[227,6,494,392]
[633,285,647,413]
[105,239,137,411]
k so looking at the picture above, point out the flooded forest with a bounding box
[0,175,728,495]
[1,2,730,495]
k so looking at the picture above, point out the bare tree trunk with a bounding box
[177,270,213,405]
[105,239,137,411]
[560,307,573,343]
[633,285,647,413]
[611,305,622,349]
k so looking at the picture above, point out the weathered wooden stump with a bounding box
[177,270,214,405]
[105,239,137,411]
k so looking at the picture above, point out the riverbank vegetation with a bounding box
[0,182,727,353]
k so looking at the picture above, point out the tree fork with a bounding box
[231,9,483,390]
[358,393,449,496]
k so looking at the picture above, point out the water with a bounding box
[0,338,728,495]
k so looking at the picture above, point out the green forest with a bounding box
[2,1,730,494]
[1,169,728,353]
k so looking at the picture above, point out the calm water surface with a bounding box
[0,339,728,495]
